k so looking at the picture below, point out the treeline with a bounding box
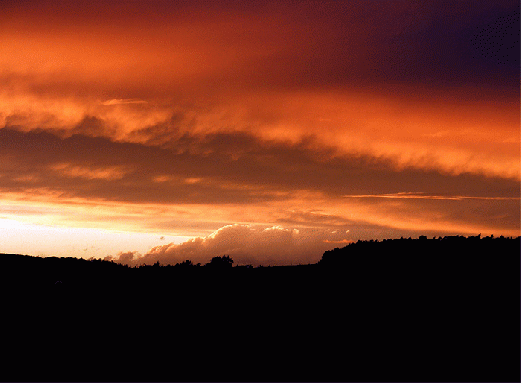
[1,235,519,288]
[319,234,519,271]
[1,235,519,382]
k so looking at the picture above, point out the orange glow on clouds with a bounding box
[0,0,519,264]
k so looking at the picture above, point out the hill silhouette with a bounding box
[2,235,519,382]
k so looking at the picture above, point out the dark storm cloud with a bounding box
[206,0,520,92]
[356,1,520,89]
[3,0,517,95]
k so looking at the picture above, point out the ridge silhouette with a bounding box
[2,236,519,382]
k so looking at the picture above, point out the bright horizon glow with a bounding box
[0,218,187,259]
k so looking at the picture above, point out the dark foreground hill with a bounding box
[2,236,519,382]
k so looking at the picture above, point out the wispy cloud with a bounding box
[343,192,520,201]
[50,163,129,180]
[101,99,148,106]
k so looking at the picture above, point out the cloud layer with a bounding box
[0,1,519,262]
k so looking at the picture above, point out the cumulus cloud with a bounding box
[105,251,142,265]
[115,224,352,266]
[117,251,140,265]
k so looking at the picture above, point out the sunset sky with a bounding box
[0,0,519,266]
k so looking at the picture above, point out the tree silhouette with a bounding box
[206,255,234,268]
[175,259,194,268]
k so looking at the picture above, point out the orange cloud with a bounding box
[1,84,517,180]
[50,163,129,180]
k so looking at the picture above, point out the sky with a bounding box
[0,0,519,266]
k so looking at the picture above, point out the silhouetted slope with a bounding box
[316,236,520,381]
[2,236,519,382]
